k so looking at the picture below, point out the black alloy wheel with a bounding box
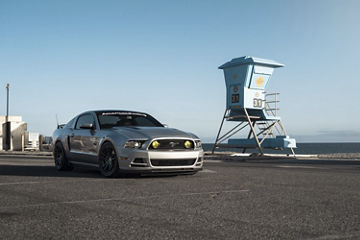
[53,142,72,171]
[99,142,120,177]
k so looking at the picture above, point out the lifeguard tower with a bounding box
[212,56,296,155]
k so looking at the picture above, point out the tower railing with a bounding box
[264,92,280,117]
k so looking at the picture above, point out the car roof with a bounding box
[81,110,148,115]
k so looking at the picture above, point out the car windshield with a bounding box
[96,111,163,129]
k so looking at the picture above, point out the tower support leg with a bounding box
[212,109,227,154]
[242,121,256,153]
[244,108,263,155]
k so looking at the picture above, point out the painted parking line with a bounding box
[307,231,360,240]
[0,170,216,187]
[0,181,43,186]
[0,178,126,187]
[0,189,249,210]
[276,165,328,169]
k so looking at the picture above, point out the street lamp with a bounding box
[4,83,10,151]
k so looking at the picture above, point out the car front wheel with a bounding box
[99,142,120,177]
[53,142,73,171]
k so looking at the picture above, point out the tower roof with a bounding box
[219,56,284,69]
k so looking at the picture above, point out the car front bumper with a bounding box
[116,148,204,173]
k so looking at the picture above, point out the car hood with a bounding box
[112,127,195,140]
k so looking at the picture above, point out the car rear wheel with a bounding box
[99,142,120,177]
[53,142,73,171]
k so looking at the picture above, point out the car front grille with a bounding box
[148,139,194,150]
[150,158,196,166]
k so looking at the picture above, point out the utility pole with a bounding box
[6,83,9,121]
[4,83,10,151]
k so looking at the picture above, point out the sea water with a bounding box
[203,142,360,154]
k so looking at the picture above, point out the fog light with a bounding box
[152,140,160,149]
[184,140,192,149]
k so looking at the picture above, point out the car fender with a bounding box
[97,136,124,161]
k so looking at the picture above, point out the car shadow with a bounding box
[0,165,103,178]
[0,164,182,179]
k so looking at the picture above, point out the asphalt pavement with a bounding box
[1,155,360,239]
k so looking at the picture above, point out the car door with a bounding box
[69,113,99,164]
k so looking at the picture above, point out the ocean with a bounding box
[203,142,360,154]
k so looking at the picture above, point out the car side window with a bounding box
[75,114,95,130]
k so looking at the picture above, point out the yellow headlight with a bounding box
[184,140,192,149]
[152,140,160,149]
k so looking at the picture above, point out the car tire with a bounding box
[99,142,120,178]
[53,142,73,171]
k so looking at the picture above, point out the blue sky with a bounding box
[1,0,360,142]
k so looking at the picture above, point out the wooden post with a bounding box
[21,134,24,152]
[39,135,43,151]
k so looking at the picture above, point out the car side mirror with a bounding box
[163,124,168,128]
[80,123,95,130]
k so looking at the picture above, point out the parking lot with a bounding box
[1,155,360,239]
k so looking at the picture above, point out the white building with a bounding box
[0,116,27,151]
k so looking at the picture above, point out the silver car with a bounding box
[52,110,204,177]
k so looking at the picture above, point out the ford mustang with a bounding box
[52,110,203,177]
